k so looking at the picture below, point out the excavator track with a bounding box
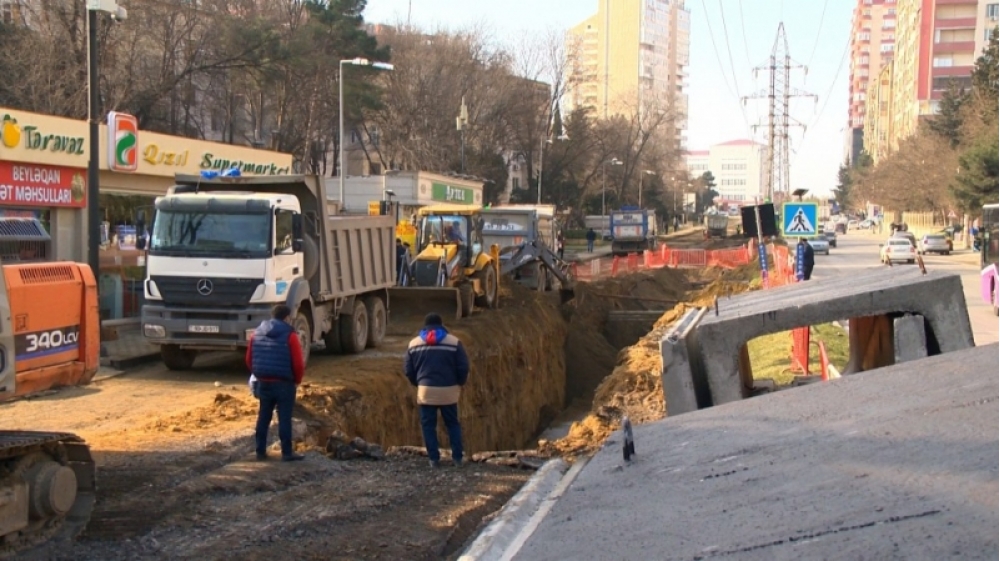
[0,432,96,559]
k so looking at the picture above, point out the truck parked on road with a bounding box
[609,208,658,256]
[481,205,558,291]
[141,173,396,370]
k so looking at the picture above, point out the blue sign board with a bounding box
[782,202,819,237]
[795,242,806,281]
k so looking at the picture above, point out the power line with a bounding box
[715,0,752,135]
[737,0,754,68]
[806,0,831,69]
[698,0,738,99]
[805,31,852,135]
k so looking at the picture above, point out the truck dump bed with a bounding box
[171,174,395,301]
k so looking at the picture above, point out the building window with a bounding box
[933,57,953,67]
[880,43,894,53]
[512,177,520,190]
[987,4,999,21]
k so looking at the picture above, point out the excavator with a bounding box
[390,204,501,320]
[0,218,98,557]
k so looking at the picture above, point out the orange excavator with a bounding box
[0,218,97,557]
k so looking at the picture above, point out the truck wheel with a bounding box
[365,296,387,348]
[474,265,498,309]
[323,320,343,355]
[340,300,369,354]
[459,283,474,318]
[161,345,196,371]
[293,311,312,366]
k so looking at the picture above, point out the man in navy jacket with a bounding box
[247,304,306,462]
[404,313,470,468]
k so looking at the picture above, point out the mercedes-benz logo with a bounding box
[196,279,214,296]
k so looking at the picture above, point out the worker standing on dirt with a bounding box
[586,228,597,253]
[404,313,470,468]
[247,304,306,462]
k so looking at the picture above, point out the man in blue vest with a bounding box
[246,304,306,462]
[404,313,470,468]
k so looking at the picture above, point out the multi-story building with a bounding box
[863,60,895,164]
[684,140,766,206]
[847,0,897,165]
[890,0,995,151]
[565,0,690,148]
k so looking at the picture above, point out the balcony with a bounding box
[931,64,974,77]
[934,17,977,29]
[934,40,976,53]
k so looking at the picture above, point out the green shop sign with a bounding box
[431,182,473,204]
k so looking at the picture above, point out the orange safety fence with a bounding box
[790,326,810,374]
[570,242,753,282]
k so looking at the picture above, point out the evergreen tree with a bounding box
[833,159,852,211]
[952,134,999,211]
[971,26,998,109]
[927,81,967,148]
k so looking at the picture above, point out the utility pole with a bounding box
[742,23,816,203]
[457,97,468,174]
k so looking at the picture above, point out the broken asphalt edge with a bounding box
[458,456,589,561]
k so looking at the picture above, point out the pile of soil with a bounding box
[542,264,760,458]
[562,267,690,403]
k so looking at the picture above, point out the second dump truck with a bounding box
[609,208,658,256]
[141,173,395,369]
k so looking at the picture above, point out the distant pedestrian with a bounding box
[796,238,815,281]
[556,232,565,260]
[674,216,681,232]
[396,238,409,285]
[585,228,597,253]
[404,313,470,468]
[247,304,306,462]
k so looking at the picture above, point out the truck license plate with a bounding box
[188,325,220,333]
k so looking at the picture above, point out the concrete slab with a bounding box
[510,344,999,561]
[659,308,708,416]
[894,314,928,363]
[695,268,974,406]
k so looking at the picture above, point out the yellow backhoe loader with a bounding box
[390,205,500,321]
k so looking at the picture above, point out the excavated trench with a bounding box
[165,262,757,460]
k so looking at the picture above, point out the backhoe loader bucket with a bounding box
[388,286,463,329]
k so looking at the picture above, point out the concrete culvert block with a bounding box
[659,307,708,417]
[694,268,974,407]
[893,314,928,364]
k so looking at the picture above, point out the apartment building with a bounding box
[848,0,897,164]
[863,59,895,164]
[890,0,996,150]
[564,0,690,147]
[684,140,766,206]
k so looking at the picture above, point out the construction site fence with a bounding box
[570,242,755,282]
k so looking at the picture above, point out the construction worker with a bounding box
[404,313,470,468]
[247,304,306,462]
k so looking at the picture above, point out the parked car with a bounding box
[919,233,951,255]
[823,230,837,247]
[806,235,830,255]
[848,219,860,230]
[881,237,917,264]
[892,231,917,249]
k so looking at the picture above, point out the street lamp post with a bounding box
[85,0,127,281]
[640,170,655,208]
[537,134,568,205]
[339,58,394,211]
[602,158,622,217]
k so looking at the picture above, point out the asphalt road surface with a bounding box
[813,230,998,346]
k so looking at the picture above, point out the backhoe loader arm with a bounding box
[500,240,574,289]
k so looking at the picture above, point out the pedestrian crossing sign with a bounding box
[782,202,818,237]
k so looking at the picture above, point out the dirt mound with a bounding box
[563,267,690,402]
[543,264,760,458]
[144,393,258,433]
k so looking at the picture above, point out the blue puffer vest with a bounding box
[250,319,294,380]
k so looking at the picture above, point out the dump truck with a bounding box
[609,208,658,256]
[0,218,98,556]
[481,205,558,291]
[390,204,500,321]
[705,212,729,238]
[141,173,396,369]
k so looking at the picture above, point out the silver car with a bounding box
[918,234,951,255]
[806,235,830,255]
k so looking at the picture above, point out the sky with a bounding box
[363,0,855,198]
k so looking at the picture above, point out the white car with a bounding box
[805,235,830,255]
[880,237,916,264]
